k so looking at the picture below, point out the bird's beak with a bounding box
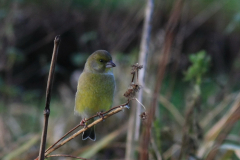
[106,61,116,68]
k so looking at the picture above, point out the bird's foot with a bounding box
[97,112,105,121]
[80,118,87,127]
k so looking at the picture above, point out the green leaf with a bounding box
[184,50,211,85]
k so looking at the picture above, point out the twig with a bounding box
[46,154,89,160]
[44,104,131,156]
[45,123,82,153]
[126,64,143,160]
[38,35,61,160]
[135,98,146,110]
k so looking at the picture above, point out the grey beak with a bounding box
[106,61,116,68]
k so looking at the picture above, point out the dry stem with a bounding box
[135,0,154,142]
[140,0,184,159]
[46,154,89,160]
[38,35,60,160]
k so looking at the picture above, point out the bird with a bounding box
[74,50,116,141]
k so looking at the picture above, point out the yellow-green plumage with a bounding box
[75,72,115,114]
[74,50,116,141]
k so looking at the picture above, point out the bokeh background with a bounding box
[1,0,240,159]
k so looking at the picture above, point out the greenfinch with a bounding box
[74,50,116,141]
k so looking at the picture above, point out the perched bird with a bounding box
[74,50,116,141]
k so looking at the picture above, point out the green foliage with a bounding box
[184,50,211,85]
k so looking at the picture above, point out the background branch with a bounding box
[135,0,154,141]
[140,0,184,159]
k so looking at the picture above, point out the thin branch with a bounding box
[38,35,61,160]
[135,98,146,110]
[46,154,89,160]
[45,101,130,153]
[45,123,82,153]
[44,104,130,156]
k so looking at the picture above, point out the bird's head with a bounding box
[85,50,116,73]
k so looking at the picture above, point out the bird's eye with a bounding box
[99,59,103,62]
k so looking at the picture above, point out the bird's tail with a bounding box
[82,125,96,141]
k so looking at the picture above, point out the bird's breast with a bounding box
[75,72,115,116]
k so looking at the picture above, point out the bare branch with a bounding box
[46,154,89,160]
[44,104,130,156]
[38,35,60,160]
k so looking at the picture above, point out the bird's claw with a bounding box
[97,112,105,121]
[80,118,87,127]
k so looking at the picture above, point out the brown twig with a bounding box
[46,154,89,160]
[38,35,61,160]
[45,123,82,153]
[44,104,130,156]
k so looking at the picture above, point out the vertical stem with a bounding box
[125,101,136,160]
[135,0,154,141]
[140,0,184,159]
[38,35,61,160]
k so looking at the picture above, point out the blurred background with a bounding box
[1,0,240,159]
